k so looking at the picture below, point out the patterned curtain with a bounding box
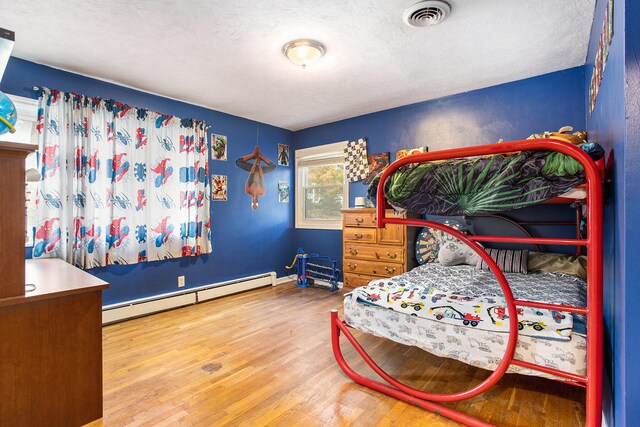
[33,88,211,268]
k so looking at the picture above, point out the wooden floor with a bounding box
[88,284,586,427]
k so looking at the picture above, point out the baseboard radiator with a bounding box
[102,272,277,325]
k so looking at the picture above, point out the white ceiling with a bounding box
[0,0,595,131]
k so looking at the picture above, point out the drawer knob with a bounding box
[349,248,359,256]
[355,217,364,223]
[384,266,397,274]
[347,263,357,270]
[354,233,364,240]
[386,251,398,259]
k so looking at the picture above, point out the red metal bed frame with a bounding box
[331,139,603,427]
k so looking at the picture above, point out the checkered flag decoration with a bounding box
[344,138,369,182]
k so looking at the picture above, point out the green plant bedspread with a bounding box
[367,148,598,216]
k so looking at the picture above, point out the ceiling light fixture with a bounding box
[283,39,326,68]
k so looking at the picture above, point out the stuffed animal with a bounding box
[528,126,604,161]
[527,126,588,145]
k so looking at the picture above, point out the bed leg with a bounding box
[330,310,497,427]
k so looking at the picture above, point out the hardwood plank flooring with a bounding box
[88,285,585,426]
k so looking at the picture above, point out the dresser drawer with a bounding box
[344,243,404,264]
[343,210,376,228]
[343,227,376,243]
[343,273,380,291]
[378,223,405,245]
[343,260,402,277]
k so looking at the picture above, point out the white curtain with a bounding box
[33,88,211,268]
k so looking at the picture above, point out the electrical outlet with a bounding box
[177,276,185,288]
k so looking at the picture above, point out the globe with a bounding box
[0,90,17,135]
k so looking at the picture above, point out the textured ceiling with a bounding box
[0,0,595,130]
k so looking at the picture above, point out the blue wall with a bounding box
[623,0,640,423]
[1,58,294,305]
[583,0,640,424]
[293,67,587,265]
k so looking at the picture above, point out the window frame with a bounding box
[295,141,349,230]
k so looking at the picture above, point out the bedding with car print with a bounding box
[343,263,588,379]
[346,263,587,341]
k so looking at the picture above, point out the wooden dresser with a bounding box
[0,141,108,426]
[341,208,418,291]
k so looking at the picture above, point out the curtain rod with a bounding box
[30,86,210,129]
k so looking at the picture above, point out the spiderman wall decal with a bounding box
[235,146,276,210]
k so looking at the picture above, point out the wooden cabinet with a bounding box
[0,141,108,426]
[341,208,418,291]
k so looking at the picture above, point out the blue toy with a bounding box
[0,90,17,135]
[286,247,340,292]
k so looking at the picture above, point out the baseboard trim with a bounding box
[102,271,277,324]
[102,293,196,324]
[275,274,297,285]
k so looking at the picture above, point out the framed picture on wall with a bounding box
[211,174,228,201]
[364,152,390,184]
[211,134,227,161]
[278,181,290,203]
[607,0,614,44]
[278,144,289,166]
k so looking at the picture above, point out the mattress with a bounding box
[344,264,587,380]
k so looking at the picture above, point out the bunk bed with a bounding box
[330,139,604,427]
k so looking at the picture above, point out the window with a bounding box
[295,141,349,229]
[3,94,38,247]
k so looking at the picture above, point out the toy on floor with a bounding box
[286,247,340,291]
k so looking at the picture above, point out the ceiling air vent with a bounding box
[403,1,451,27]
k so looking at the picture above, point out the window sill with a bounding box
[295,221,342,231]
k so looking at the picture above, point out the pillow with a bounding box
[415,218,473,264]
[437,235,481,266]
[527,252,587,280]
[476,248,529,274]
